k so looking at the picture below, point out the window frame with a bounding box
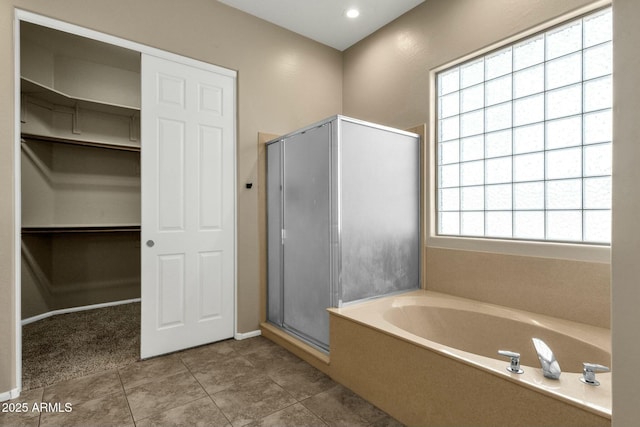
[427,0,611,263]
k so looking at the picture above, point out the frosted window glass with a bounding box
[435,8,611,244]
[485,47,512,79]
[547,211,582,241]
[486,184,512,210]
[485,102,512,132]
[485,75,512,106]
[584,210,611,243]
[584,9,612,48]
[461,186,484,211]
[486,211,512,238]
[514,35,544,71]
[514,182,544,210]
[439,188,460,211]
[439,91,460,118]
[584,76,612,112]
[513,153,544,182]
[461,110,484,137]
[485,130,512,158]
[486,157,512,184]
[546,84,582,120]
[461,135,484,161]
[439,116,460,141]
[546,116,582,149]
[584,110,612,144]
[514,65,544,99]
[514,94,544,126]
[461,85,484,113]
[546,179,582,210]
[439,212,460,235]
[584,177,611,209]
[546,20,582,60]
[514,211,545,239]
[439,140,460,165]
[461,59,484,88]
[439,164,459,188]
[439,68,460,95]
[584,42,612,80]
[514,123,544,154]
[461,212,484,236]
[584,143,612,177]
[546,147,582,179]
[546,52,582,90]
[461,160,484,186]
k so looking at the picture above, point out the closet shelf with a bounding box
[21,133,140,152]
[22,225,141,234]
[21,77,140,113]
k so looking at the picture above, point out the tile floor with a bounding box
[1,336,404,427]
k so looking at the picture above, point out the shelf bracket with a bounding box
[129,115,138,142]
[71,103,81,135]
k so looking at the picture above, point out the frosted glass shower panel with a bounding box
[339,121,420,304]
[282,125,332,348]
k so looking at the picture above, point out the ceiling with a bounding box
[218,0,425,51]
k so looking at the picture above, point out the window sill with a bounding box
[426,235,610,263]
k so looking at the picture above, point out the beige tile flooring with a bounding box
[1,337,404,427]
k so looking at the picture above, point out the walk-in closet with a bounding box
[17,12,238,391]
[17,14,239,390]
[20,22,142,389]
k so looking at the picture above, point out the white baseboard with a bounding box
[21,298,141,326]
[234,330,261,340]
[0,388,20,402]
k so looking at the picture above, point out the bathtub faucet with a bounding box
[532,338,561,379]
[580,362,610,386]
[498,350,524,374]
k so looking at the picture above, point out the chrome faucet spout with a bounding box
[532,338,561,380]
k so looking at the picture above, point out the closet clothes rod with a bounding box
[22,225,141,234]
[21,133,141,152]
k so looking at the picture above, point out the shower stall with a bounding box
[266,115,420,351]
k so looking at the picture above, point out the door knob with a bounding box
[146,240,155,247]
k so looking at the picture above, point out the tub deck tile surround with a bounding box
[0,337,403,427]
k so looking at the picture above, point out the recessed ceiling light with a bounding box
[346,8,360,19]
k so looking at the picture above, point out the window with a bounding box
[435,7,612,245]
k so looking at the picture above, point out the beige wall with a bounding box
[343,0,612,324]
[612,0,640,424]
[0,0,17,398]
[0,0,342,394]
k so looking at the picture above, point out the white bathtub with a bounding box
[329,290,611,425]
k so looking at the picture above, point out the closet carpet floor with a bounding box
[21,302,141,391]
[2,336,404,427]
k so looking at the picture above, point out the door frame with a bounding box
[12,9,238,396]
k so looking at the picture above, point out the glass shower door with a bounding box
[282,123,332,350]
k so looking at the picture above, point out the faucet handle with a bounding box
[498,350,524,374]
[580,362,610,386]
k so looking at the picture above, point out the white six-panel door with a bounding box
[140,53,235,358]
